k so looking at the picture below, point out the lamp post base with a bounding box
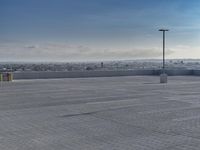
[160,73,168,83]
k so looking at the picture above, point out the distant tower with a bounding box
[101,62,104,68]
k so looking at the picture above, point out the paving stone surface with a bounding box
[1,76,200,149]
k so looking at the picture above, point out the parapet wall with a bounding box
[12,69,200,80]
[193,70,200,76]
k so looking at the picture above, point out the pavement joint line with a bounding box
[137,105,200,115]
[85,98,139,105]
[60,102,165,118]
[60,100,189,119]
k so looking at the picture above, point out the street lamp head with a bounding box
[159,29,169,31]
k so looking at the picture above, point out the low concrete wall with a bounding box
[157,69,194,76]
[193,70,200,76]
[13,70,156,80]
[12,69,200,80]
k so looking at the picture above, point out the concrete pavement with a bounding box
[1,76,200,149]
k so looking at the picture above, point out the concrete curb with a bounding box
[12,69,200,80]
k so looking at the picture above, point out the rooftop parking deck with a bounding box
[1,76,200,150]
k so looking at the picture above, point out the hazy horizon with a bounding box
[1,0,200,62]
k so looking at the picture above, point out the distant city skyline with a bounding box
[0,0,200,62]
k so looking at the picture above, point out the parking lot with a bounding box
[1,76,200,150]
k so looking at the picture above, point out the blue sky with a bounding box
[0,0,200,61]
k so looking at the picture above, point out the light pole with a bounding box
[159,29,169,72]
[159,29,169,83]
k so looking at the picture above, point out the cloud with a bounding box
[24,45,39,49]
[77,47,174,59]
[0,41,179,62]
